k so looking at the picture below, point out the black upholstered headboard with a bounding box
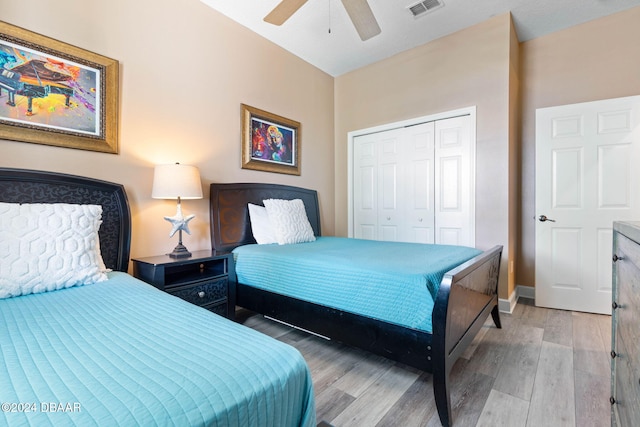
[0,168,131,272]
[210,183,321,252]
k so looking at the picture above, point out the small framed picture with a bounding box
[241,104,300,175]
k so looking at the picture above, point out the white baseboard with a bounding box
[498,285,535,314]
[498,292,517,314]
[517,285,535,300]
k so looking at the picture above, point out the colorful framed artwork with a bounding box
[0,21,119,153]
[241,104,300,175]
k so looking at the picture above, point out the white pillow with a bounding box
[0,203,108,299]
[96,236,108,272]
[262,198,316,245]
[247,203,277,244]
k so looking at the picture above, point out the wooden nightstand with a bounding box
[133,250,236,320]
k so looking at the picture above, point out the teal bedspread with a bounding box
[0,272,315,427]
[233,237,482,333]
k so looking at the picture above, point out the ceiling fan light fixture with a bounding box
[408,0,444,18]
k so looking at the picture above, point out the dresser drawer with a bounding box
[614,235,640,359]
[168,278,228,307]
[616,261,640,340]
[618,233,640,272]
[612,225,640,426]
[613,335,640,427]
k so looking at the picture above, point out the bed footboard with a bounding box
[431,245,503,427]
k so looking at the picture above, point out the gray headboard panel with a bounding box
[0,168,131,272]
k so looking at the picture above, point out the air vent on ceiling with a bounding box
[408,0,444,18]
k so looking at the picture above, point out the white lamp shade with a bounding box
[151,163,203,200]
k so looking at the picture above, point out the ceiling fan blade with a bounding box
[264,0,309,26]
[341,0,381,41]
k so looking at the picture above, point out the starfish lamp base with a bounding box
[168,229,192,258]
[168,244,192,258]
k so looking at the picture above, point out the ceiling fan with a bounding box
[264,0,381,41]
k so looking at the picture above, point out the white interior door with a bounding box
[535,96,640,314]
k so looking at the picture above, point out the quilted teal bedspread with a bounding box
[0,272,315,427]
[233,237,482,333]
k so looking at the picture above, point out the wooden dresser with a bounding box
[611,221,640,426]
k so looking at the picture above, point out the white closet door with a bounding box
[353,133,378,240]
[351,113,474,247]
[353,122,436,242]
[378,132,402,241]
[403,122,435,243]
[434,116,474,246]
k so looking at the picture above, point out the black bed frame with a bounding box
[210,182,503,427]
[0,168,131,273]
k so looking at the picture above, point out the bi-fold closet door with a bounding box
[351,115,474,246]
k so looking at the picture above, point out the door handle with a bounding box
[538,215,556,222]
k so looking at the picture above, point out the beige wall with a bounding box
[334,14,515,298]
[0,0,335,264]
[518,6,640,288]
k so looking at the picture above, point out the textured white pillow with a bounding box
[248,203,278,244]
[263,199,316,245]
[0,203,108,299]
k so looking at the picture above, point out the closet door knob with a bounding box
[613,254,623,262]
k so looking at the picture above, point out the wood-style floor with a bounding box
[237,298,611,427]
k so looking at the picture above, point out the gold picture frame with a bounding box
[0,21,119,153]
[241,104,300,175]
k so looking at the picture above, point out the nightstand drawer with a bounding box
[169,278,228,307]
[204,302,228,317]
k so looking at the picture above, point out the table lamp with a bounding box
[151,163,203,258]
